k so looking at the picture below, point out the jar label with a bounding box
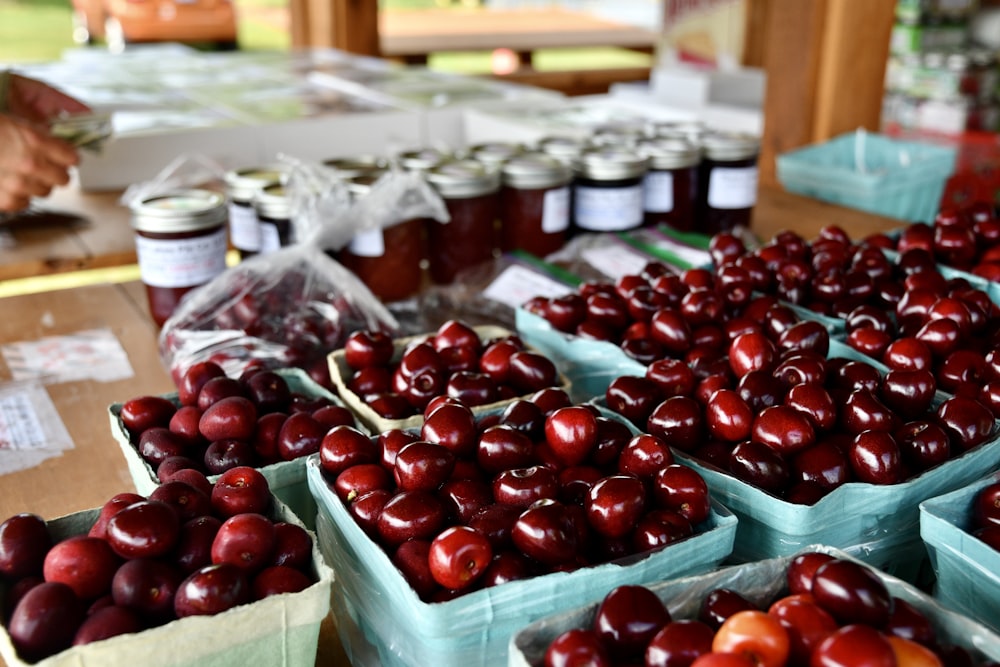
[259,222,283,254]
[707,166,758,210]
[348,228,385,258]
[643,171,675,213]
[581,242,651,281]
[135,228,228,288]
[541,186,571,233]
[483,264,572,309]
[574,184,644,231]
[228,202,260,252]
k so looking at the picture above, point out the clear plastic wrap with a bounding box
[155,154,453,387]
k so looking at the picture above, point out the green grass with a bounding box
[0,0,649,70]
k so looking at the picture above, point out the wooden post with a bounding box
[757,0,895,187]
[291,0,380,55]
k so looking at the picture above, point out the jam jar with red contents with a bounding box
[252,183,294,253]
[499,152,571,256]
[571,148,649,234]
[425,160,501,284]
[339,173,426,302]
[131,189,229,327]
[638,138,701,231]
[224,166,283,259]
[697,132,761,234]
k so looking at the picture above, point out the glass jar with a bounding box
[224,166,284,259]
[697,132,761,234]
[499,152,572,257]
[323,155,388,180]
[130,189,229,327]
[252,183,294,253]
[468,142,525,171]
[571,148,649,234]
[638,138,701,231]
[398,148,452,173]
[652,120,707,145]
[340,173,426,302]
[425,160,501,284]
[537,135,591,165]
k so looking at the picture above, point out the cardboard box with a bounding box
[0,498,333,667]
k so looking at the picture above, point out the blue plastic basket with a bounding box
[777,130,957,223]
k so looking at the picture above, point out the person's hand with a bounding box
[5,73,90,125]
[0,114,79,213]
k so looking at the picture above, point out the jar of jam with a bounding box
[252,183,294,253]
[323,155,388,180]
[499,152,571,257]
[224,166,284,259]
[571,148,649,234]
[425,159,501,284]
[398,148,452,173]
[340,173,426,302]
[638,138,701,231]
[697,132,760,234]
[537,135,591,165]
[468,142,525,170]
[131,189,229,327]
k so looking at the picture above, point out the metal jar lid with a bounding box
[701,132,761,161]
[501,152,571,190]
[253,183,291,220]
[651,120,706,143]
[131,189,228,234]
[536,135,591,163]
[224,166,285,202]
[638,138,702,170]
[346,169,389,200]
[426,159,501,199]
[573,148,649,181]
[323,155,388,180]
[468,141,525,169]
[398,148,452,172]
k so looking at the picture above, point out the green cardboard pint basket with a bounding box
[777,130,956,222]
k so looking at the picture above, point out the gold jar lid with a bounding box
[426,159,501,199]
[224,165,285,203]
[574,147,649,181]
[501,152,571,190]
[131,189,227,233]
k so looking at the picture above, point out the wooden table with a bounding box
[751,185,907,241]
[379,7,659,64]
[0,185,134,283]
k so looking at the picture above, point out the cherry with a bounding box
[880,369,937,420]
[811,558,891,626]
[319,425,377,477]
[212,465,271,517]
[343,330,394,369]
[72,605,142,647]
[585,475,646,539]
[791,440,849,492]
[334,463,393,504]
[43,536,120,600]
[618,434,674,480]
[476,424,534,474]
[544,406,599,467]
[653,463,710,524]
[177,361,227,407]
[0,513,51,579]
[699,588,757,629]
[728,440,789,495]
[508,351,559,394]
[594,584,671,660]
[705,389,753,442]
[936,395,995,451]
[8,581,84,662]
[785,383,837,432]
[849,430,903,485]
[606,375,664,426]
[120,395,177,435]
[647,396,704,453]
[376,490,446,546]
[106,500,180,560]
[511,499,578,566]
[646,358,697,397]
[174,563,250,618]
[427,525,492,591]
[544,628,610,667]
[198,396,257,442]
[394,441,455,492]
[752,405,816,457]
[421,403,478,458]
[493,466,559,508]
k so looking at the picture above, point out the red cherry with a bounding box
[427,525,492,590]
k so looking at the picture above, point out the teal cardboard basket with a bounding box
[777,130,957,223]
[920,471,1000,634]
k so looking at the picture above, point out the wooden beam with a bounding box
[293,0,379,54]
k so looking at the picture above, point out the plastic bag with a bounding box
[156,155,449,388]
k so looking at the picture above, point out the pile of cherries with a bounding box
[120,361,358,481]
[541,551,995,667]
[340,320,561,419]
[605,318,997,503]
[971,479,1000,552]
[523,256,820,369]
[0,467,316,663]
[319,389,714,601]
[878,202,1000,280]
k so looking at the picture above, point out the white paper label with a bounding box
[228,202,260,252]
[483,264,572,309]
[574,184,644,231]
[259,222,283,254]
[348,228,386,258]
[707,166,758,210]
[1,328,135,384]
[541,186,571,233]
[581,243,650,280]
[643,171,675,213]
[0,381,74,474]
[135,228,228,288]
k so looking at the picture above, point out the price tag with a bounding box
[1,328,134,384]
[483,264,573,309]
[0,381,73,474]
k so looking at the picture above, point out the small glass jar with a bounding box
[323,155,388,180]
[340,173,427,302]
[638,138,702,231]
[468,142,525,171]
[425,160,501,284]
[499,152,572,256]
[398,148,452,173]
[130,189,229,327]
[224,166,284,259]
[536,135,591,165]
[252,183,294,253]
[652,120,707,145]
[697,132,761,234]
[571,148,649,234]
